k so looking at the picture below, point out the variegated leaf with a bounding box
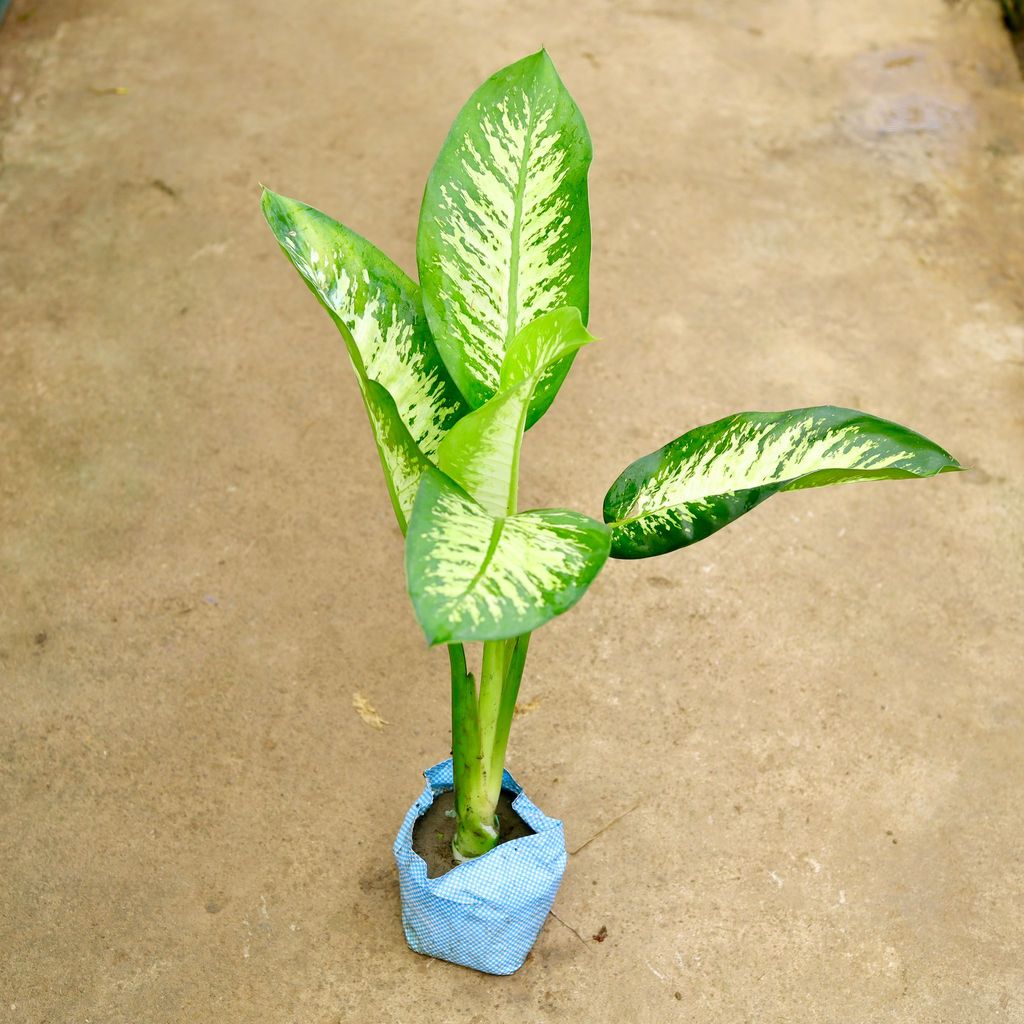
[417,50,592,423]
[436,307,595,516]
[406,467,610,644]
[359,380,433,532]
[604,407,961,558]
[261,189,468,529]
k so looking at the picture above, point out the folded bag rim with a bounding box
[393,759,566,898]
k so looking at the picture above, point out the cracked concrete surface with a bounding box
[1,1,1022,1021]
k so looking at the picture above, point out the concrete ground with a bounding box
[2,1,1022,1021]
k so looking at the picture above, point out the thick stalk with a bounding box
[486,633,530,805]
[477,639,508,780]
[448,636,532,861]
[448,644,498,860]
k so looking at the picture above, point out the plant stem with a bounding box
[448,636,532,861]
[448,643,499,859]
[477,639,507,779]
[486,633,530,805]
[448,643,475,823]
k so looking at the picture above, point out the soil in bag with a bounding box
[413,789,535,878]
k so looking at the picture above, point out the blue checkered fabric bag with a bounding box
[393,758,567,975]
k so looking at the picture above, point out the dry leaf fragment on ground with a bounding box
[514,698,541,717]
[352,692,387,730]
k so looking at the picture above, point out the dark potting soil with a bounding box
[412,789,535,878]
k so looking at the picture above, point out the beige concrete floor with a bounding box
[2,1,1023,1021]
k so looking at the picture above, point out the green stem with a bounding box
[477,639,507,778]
[448,644,475,822]
[448,636,532,861]
[486,633,530,805]
[448,644,497,860]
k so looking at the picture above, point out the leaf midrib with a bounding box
[608,464,944,528]
[458,516,507,600]
[504,96,537,349]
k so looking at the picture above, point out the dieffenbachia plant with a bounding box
[262,50,960,861]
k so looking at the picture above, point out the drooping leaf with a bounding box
[406,467,610,644]
[436,307,595,516]
[261,189,468,529]
[417,50,592,424]
[604,406,961,558]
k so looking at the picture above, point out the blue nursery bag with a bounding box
[393,758,568,975]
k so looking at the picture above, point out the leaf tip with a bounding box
[259,185,284,220]
[520,46,561,82]
[417,610,451,647]
[427,629,451,648]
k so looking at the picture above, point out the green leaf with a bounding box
[406,467,610,644]
[436,307,595,517]
[359,380,433,533]
[417,50,592,424]
[604,406,961,559]
[261,188,468,530]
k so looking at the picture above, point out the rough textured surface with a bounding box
[1,1,1022,1021]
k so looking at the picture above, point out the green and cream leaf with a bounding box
[417,50,592,422]
[406,467,610,643]
[436,307,595,517]
[261,189,468,529]
[358,380,434,532]
[604,406,961,558]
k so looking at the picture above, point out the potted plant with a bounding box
[261,50,960,975]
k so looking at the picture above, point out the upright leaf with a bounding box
[262,189,468,529]
[436,307,595,516]
[406,467,610,644]
[417,50,592,423]
[604,407,961,558]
